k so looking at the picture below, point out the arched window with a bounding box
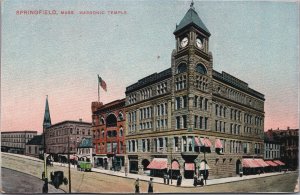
[100,116,105,125]
[118,111,124,121]
[106,114,117,127]
[176,63,187,74]
[196,64,207,74]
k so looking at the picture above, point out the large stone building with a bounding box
[125,4,265,179]
[1,131,37,154]
[45,120,92,161]
[91,99,126,171]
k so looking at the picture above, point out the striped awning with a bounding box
[199,138,212,147]
[147,158,168,170]
[273,160,285,166]
[254,159,269,167]
[171,161,180,170]
[215,139,223,148]
[199,161,211,170]
[185,163,195,171]
[194,137,201,146]
[265,160,279,167]
[242,159,260,168]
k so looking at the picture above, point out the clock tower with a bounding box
[171,2,213,132]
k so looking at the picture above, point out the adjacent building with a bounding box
[25,135,43,158]
[91,99,126,171]
[77,137,93,163]
[124,4,265,179]
[45,120,92,161]
[1,131,37,154]
[266,128,299,170]
[264,130,281,160]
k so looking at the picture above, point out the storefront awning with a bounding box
[147,158,168,170]
[199,138,212,147]
[254,159,269,167]
[265,160,279,167]
[199,161,211,170]
[273,160,285,166]
[171,161,180,170]
[184,163,195,171]
[215,139,223,148]
[194,137,201,146]
[242,159,260,168]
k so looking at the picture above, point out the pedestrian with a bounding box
[148,178,153,193]
[193,174,198,187]
[134,178,140,193]
[42,178,48,193]
[176,173,182,186]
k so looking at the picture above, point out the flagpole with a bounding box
[98,74,100,102]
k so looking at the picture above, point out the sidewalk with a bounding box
[52,161,292,188]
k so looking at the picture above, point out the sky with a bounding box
[1,0,299,133]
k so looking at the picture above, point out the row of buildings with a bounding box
[1,3,298,179]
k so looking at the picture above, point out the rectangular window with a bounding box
[215,120,218,131]
[183,115,187,128]
[204,117,208,129]
[205,99,208,110]
[176,116,180,129]
[194,96,198,107]
[199,97,203,109]
[194,116,198,128]
[183,96,187,108]
[199,117,203,129]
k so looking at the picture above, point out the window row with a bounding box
[175,96,187,110]
[194,96,209,110]
[230,123,241,135]
[128,94,137,104]
[157,82,167,95]
[140,87,152,100]
[140,107,152,120]
[175,75,187,91]
[140,121,152,130]
[215,104,227,118]
[175,115,187,129]
[128,111,137,123]
[156,102,168,116]
[215,120,226,132]
[230,108,241,121]
[195,75,208,91]
[194,115,209,130]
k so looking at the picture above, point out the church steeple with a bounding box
[43,95,52,132]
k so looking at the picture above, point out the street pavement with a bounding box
[52,161,290,187]
[1,167,64,193]
[2,152,299,193]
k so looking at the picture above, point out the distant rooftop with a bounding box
[213,70,265,100]
[26,135,43,145]
[126,68,172,93]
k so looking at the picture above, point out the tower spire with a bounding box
[190,0,194,9]
[43,95,52,132]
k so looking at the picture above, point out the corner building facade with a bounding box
[125,5,265,179]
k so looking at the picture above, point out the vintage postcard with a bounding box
[1,0,299,193]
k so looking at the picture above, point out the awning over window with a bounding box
[171,161,180,170]
[199,138,212,147]
[273,160,285,166]
[184,163,195,171]
[265,160,279,167]
[242,159,260,168]
[199,161,211,170]
[254,159,269,167]
[194,137,201,146]
[215,139,223,148]
[147,158,168,170]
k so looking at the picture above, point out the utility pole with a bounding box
[68,136,71,193]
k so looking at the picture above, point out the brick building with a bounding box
[267,128,298,170]
[91,99,126,171]
[1,131,37,154]
[45,120,92,161]
[264,130,281,160]
[125,4,265,179]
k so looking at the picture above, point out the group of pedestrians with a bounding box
[134,178,153,193]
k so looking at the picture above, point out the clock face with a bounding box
[196,38,203,49]
[180,37,189,48]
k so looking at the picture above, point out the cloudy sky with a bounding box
[1,0,299,133]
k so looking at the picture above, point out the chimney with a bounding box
[287,126,290,130]
[79,118,82,122]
